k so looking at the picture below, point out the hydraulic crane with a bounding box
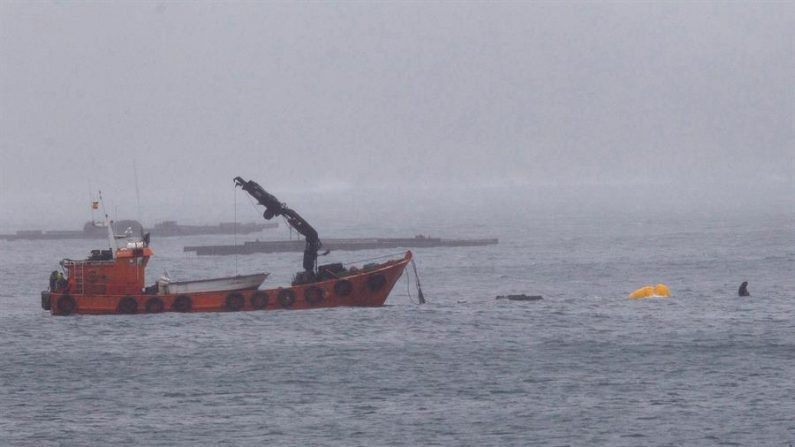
[234,177,323,280]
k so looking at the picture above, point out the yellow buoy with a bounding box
[628,285,654,299]
[628,283,671,299]
[654,283,670,297]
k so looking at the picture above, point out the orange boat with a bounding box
[40,245,413,316]
[40,178,422,316]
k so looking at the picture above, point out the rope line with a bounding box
[341,251,407,267]
[405,266,417,304]
[233,184,238,274]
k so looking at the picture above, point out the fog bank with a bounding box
[1,2,792,229]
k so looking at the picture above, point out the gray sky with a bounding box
[1,1,792,228]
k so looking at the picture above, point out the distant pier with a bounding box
[0,221,277,241]
[184,235,498,256]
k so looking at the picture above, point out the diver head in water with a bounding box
[738,281,750,297]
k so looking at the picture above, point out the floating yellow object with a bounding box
[628,285,654,299]
[628,283,670,299]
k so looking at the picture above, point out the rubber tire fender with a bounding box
[145,297,164,313]
[41,292,52,310]
[367,273,386,292]
[118,296,138,314]
[304,286,324,306]
[172,295,192,312]
[57,294,76,315]
[334,280,353,297]
[251,291,269,310]
[277,289,296,308]
[226,292,245,311]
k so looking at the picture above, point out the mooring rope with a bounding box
[405,267,416,303]
[402,258,427,305]
[410,258,426,304]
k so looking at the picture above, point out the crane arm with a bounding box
[234,176,322,273]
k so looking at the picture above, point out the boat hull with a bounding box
[45,252,412,316]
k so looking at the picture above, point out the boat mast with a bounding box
[98,190,118,259]
[133,157,143,224]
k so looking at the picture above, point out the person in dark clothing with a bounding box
[49,271,58,291]
[738,281,750,297]
[56,272,67,292]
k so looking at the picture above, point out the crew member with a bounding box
[49,271,58,291]
[738,281,750,297]
[56,271,67,292]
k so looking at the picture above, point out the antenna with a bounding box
[133,158,143,224]
[87,184,93,224]
[89,190,97,225]
[98,190,118,259]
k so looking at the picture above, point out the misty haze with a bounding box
[1,1,792,230]
[1,2,793,446]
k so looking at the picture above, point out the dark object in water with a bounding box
[496,294,543,301]
[738,281,750,297]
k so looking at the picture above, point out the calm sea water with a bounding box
[1,210,793,446]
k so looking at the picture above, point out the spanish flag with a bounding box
[91,201,99,210]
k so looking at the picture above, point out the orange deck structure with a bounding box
[41,246,412,316]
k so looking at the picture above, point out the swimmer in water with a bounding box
[738,281,750,297]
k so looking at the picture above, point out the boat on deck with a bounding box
[156,272,269,295]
